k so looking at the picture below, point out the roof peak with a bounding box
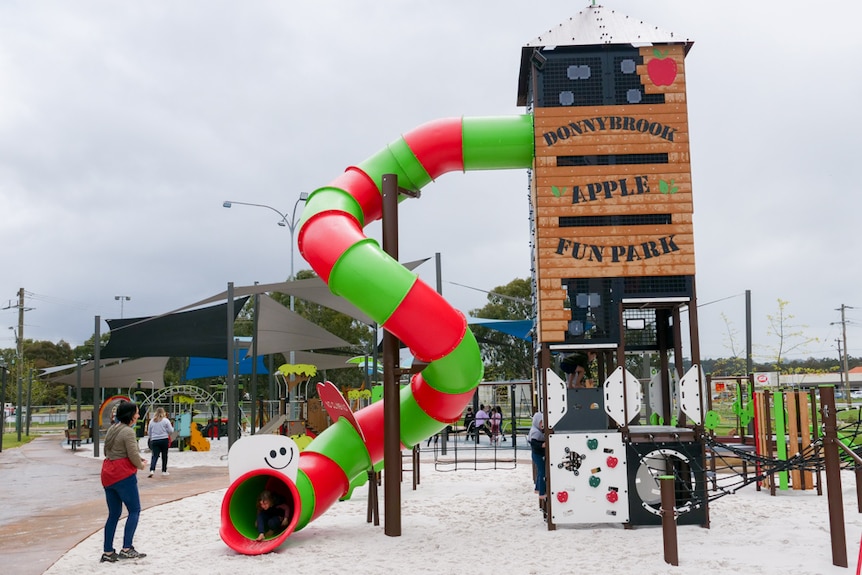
[525,4,692,50]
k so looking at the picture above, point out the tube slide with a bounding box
[220,115,534,554]
[220,468,301,555]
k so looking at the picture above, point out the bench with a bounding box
[65,427,91,451]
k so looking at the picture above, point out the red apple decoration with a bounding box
[647,48,677,86]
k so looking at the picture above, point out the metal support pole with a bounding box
[25,369,32,436]
[250,288,260,434]
[93,315,101,456]
[434,251,449,456]
[76,359,82,441]
[382,173,401,537]
[227,283,238,448]
[0,364,6,452]
[16,374,22,442]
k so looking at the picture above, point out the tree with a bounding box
[720,312,743,359]
[468,278,532,380]
[762,298,819,373]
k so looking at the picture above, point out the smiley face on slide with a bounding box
[264,445,294,470]
[227,435,299,483]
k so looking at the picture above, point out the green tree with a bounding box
[5,340,74,405]
[468,278,532,380]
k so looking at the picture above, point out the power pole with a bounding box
[840,305,852,396]
[17,287,24,368]
[15,288,24,440]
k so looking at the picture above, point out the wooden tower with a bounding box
[517,6,711,529]
[517,5,700,407]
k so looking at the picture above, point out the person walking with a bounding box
[147,407,174,477]
[100,400,147,562]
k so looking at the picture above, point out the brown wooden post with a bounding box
[382,173,402,537]
[819,385,848,568]
[809,387,823,496]
[366,469,379,525]
[540,343,555,532]
[659,475,679,566]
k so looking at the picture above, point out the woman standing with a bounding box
[147,407,174,477]
[528,410,547,518]
[100,400,147,562]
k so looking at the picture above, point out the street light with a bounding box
[222,194,309,299]
[114,295,131,318]
[223,194,310,426]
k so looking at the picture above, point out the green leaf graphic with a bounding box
[551,186,563,198]
[659,179,678,194]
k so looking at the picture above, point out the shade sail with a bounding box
[170,258,429,325]
[101,298,250,359]
[249,293,351,356]
[48,357,169,389]
[467,317,533,340]
[185,355,269,380]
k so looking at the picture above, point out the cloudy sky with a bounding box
[1,1,859,362]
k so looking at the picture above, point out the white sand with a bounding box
[50,438,862,575]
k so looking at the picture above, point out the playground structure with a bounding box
[216,6,709,554]
[215,7,857,568]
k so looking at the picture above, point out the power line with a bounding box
[697,293,745,308]
[445,281,530,304]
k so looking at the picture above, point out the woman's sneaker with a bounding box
[100,551,118,563]
[118,547,147,559]
[148,471,154,478]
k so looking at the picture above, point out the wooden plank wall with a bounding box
[533,45,694,343]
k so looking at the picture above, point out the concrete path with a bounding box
[0,434,228,574]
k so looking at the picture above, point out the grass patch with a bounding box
[1,432,36,450]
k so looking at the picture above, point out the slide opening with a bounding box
[220,469,301,555]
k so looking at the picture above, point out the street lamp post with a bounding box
[222,194,309,292]
[223,194,309,421]
[114,295,131,318]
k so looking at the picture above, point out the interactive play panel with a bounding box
[548,432,629,524]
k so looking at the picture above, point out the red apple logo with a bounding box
[647,48,677,86]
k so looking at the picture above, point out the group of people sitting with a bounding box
[462,404,506,444]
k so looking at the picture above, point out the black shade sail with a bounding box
[100,297,250,359]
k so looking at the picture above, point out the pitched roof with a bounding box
[517,4,693,106]
[524,4,692,49]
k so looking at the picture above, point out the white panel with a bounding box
[648,367,681,425]
[647,370,663,415]
[678,364,704,425]
[603,366,642,426]
[544,368,568,429]
[547,432,629,524]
